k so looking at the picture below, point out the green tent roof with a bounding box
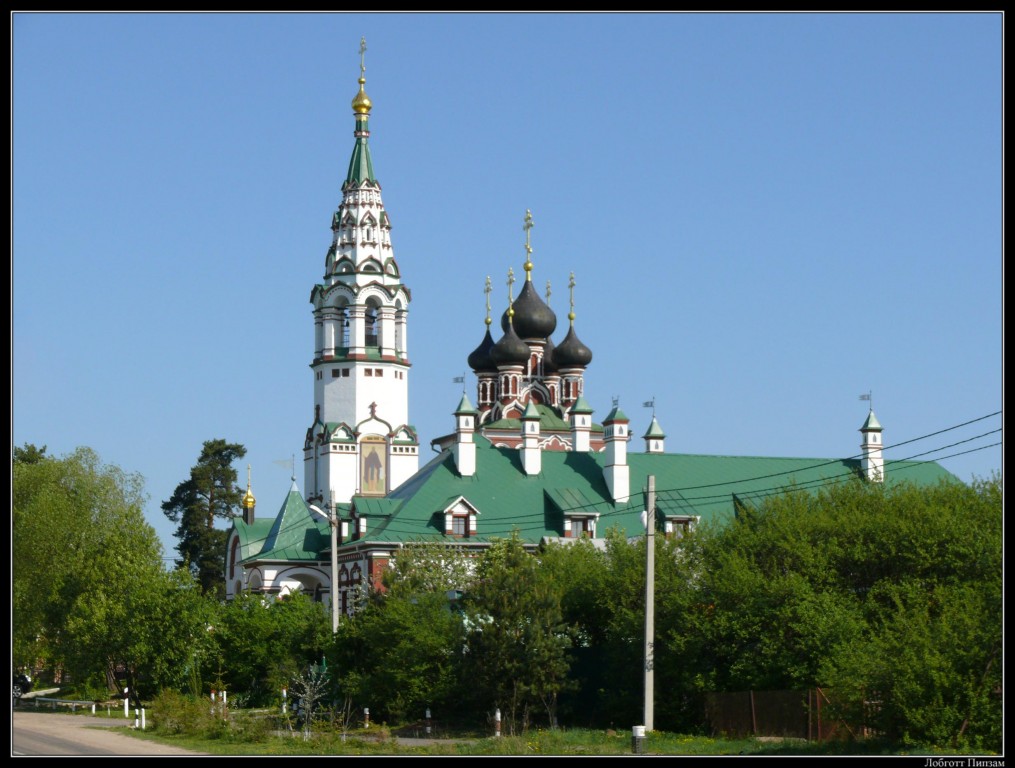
[345,116,376,185]
[244,482,329,562]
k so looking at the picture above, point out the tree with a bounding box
[332,590,466,724]
[462,532,572,733]
[539,528,709,731]
[288,661,332,738]
[13,446,195,695]
[162,439,246,597]
[331,542,472,724]
[381,539,474,597]
[13,442,48,464]
[212,590,330,706]
[63,568,216,702]
[690,476,1002,750]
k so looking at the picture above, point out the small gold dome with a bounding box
[352,77,372,115]
[242,487,256,509]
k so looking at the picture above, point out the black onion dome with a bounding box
[543,335,559,374]
[467,328,497,372]
[490,322,531,366]
[553,325,593,367]
[500,280,557,340]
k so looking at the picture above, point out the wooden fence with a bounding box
[704,688,875,742]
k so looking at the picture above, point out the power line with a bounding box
[349,439,1002,539]
[224,413,1001,553]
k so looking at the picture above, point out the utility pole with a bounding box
[644,475,655,732]
[329,491,340,633]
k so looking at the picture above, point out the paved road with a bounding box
[12,710,205,756]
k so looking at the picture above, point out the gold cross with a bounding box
[507,267,516,317]
[522,210,534,279]
[568,272,576,323]
[484,275,492,326]
[359,37,367,78]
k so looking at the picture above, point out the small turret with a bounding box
[453,393,478,477]
[643,415,666,454]
[603,403,630,503]
[860,408,884,482]
[570,395,594,453]
[521,400,542,476]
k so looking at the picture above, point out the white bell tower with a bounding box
[304,39,418,505]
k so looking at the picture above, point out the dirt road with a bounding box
[12,710,205,756]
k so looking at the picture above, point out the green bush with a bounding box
[150,690,230,738]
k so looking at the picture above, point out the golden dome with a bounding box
[352,77,372,115]
[241,464,256,509]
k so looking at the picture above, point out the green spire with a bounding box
[860,409,882,432]
[346,37,377,185]
[455,392,478,416]
[643,416,666,439]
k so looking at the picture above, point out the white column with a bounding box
[348,306,366,356]
[378,306,397,358]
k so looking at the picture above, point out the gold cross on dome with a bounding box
[507,267,516,316]
[359,37,367,78]
[522,210,534,278]
[568,272,576,323]
[484,275,492,326]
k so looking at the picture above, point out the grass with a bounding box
[19,702,991,756]
[72,722,959,757]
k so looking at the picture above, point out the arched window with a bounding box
[364,304,379,347]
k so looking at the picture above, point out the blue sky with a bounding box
[13,12,1003,561]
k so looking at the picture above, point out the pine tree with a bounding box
[162,439,246,597]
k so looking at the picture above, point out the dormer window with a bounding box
[565,515,597,538]
[442,496,480,538]
[663,515,699,538]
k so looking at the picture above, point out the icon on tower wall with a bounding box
[360,436,387,496]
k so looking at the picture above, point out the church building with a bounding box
[224,46,955,611]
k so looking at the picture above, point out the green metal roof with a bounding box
[570,395,594,415]
[245,482,329,562]
[341,439,958,548]
[455,392,478,415]
[233,519,275,562]
[643,416,666,439]
[345,117,376,184]
[545,487,611,517]
[483,404,574,433]
[861,409,883,431]
[352,496,399,517]
[603,405,629,423]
